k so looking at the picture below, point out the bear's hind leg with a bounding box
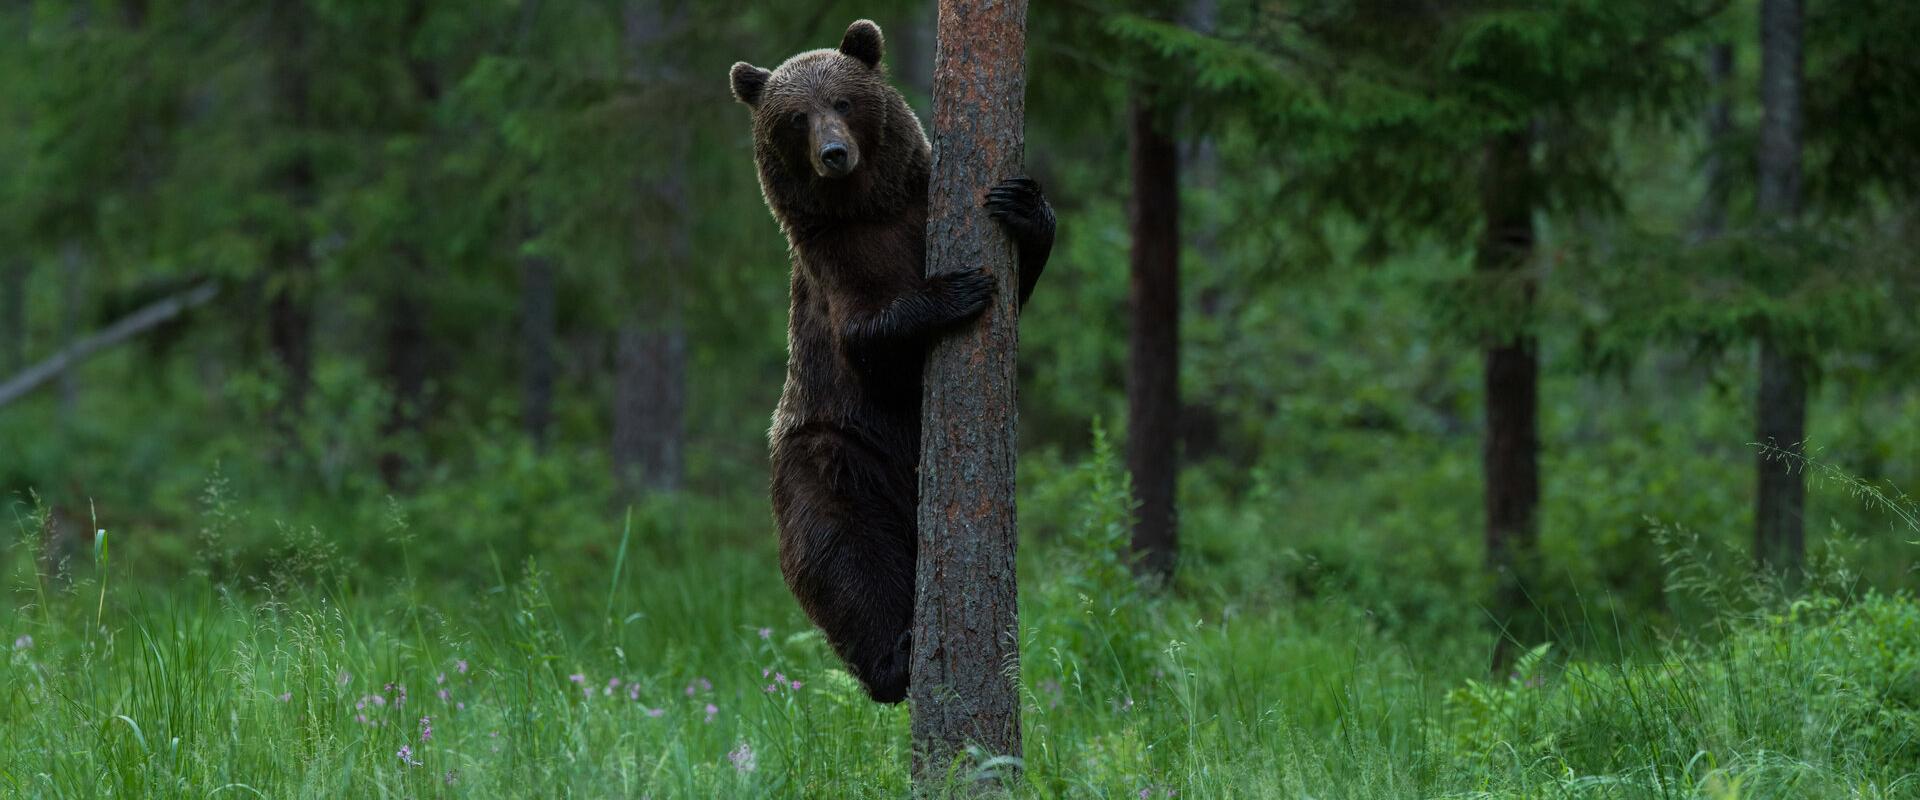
[780,518,915,702]
[773,440,917,703]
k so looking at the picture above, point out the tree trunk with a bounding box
[1478,128,1539,672]
[611,324,685,495]
[267,0,314,431]
[1,261,23,373]
[1126,95,1181,582]
[1695,43,1733,241]
[520,251,557,451]
[378,273,429,486]
[612,0,689,499]
[912,0,1028,788]
[1755,0,1806,574]
[380,14,442,487]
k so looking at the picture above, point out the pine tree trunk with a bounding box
[378,271,429,486]
[1755,0,1806,574]
[1478,128,1539,672]
[612,0,689,499]
[912,0,1028,788]
[267,0,314,431]
[1126,95,1181,582]
[520,251,556,451]
[380,20,442,487]
[612,323,685,495]
[1696,43,1733,241]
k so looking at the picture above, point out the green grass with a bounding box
[5,437,1918,798]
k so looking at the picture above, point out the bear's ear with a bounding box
[839,19,883,69]
[730,62,771,106]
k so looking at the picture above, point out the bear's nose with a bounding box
[820,143,849,170]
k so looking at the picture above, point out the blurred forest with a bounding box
[3,0,1920,796]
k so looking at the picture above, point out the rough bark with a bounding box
[1478,128,1539,672]
[912,0,1028,788]
[1126,95,1181,582]
[611,0,689,498]
[1755,0,1807,573]
[520,251,557,451]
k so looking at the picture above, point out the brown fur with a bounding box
[730,20,1053,703]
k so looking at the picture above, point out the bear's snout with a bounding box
[811,118,859,178]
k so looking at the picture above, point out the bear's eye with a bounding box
[833,99,851,115]
[787,111,807,128]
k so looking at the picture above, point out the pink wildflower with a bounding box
[278,692,292,702]
[790,679,803,691]
[397,745,420,766]
[646,707,665,718]
[12,634,30,650]
[436,672,446,685]
[419,716,433,743]
[704,703,718,723]
[455,659,469,674]
[758,627,772,640]
[728,741,757,774]
[438,688,451,702]
[569,673,586,685]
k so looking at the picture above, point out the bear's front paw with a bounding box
[984,176,1055,244]
[935,268,995,322]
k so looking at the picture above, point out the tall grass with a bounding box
[3,440,1917,798]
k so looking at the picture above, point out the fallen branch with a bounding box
[0,282,218,409]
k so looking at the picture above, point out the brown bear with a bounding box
[730,19,1054,703]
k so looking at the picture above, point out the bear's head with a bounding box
[730,20,925,215]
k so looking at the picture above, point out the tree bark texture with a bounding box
[1126,96,1181,582]
[1755,0,1807,573]
[520,251,557,451]
[912,0,1028,787]
[1478,128,1539,669]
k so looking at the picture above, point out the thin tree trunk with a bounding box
[1,261,24,373]
[612,0,689,499]
[380,12,442,487]
[267,0,314,431]
[378,274,429,485]
[612,324,685,494]
[1479,128,1539,672]
[1756,0,1806,574]
[912,0,1028,788]
[1696,43,1733,241]
[1126,95,1181,582]
[520,250,556,451]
